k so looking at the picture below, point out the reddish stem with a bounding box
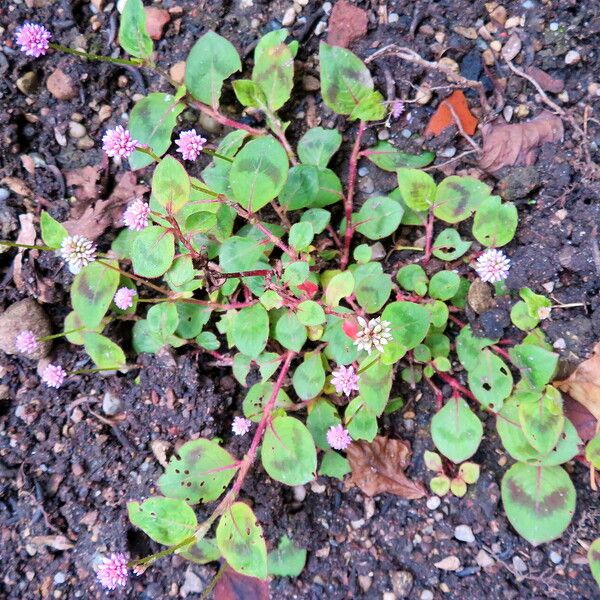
[422,209,435,265]
[188,98,265,137]
[340,121,367,270]
[448,315,513,359]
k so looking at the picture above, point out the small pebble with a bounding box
[68,121,86,139]
[378,129,390,140]
[549,22,559,31]
[565,50,581,65]
[454,524,475,543]
[439,147,456,158]
[456,565,480,577]
[54,572,66,585]
[358,166,369,177]
[293,485,306,502]
[420,591,434,600]
[401,129,412,139]
[475,549,495,568]
[426,496,441,510]
[388,12,399,23]
[513,555,527,574]
[322,1,332,14]
[0,188,9,202]
[550,551,562,564]
[282,7,296,26]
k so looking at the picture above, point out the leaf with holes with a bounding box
[128,497,197,545]
[501,463,576,545]
[180,538,221,565]
[217,502,267,579]
[433,176,491,224]
[131,226,175,278]
[468,349,513,410]
[118,0,152,59]
[175,303,211,339]
[510,344,558,391]
[456,325,498,371]
[355,196,404,240]
[297,127,342,169]
[472,195,518,247]
[71,261,120,328]
[242,381,293,422]
[230,137,289,212]
[158,438,238,504]
[129,93,185,169]
[432,228,472,261]
[431,396,483,463]
[231,304,269,359]
[397,168,436,212]
[292,352,326,401]
[261,416,317,485]
[519,386,564,455]
[366,141,435,171]
[185,31,241,107]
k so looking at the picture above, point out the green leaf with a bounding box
[158,438,238,504]
[131,226,175,278]
[268,536,307,578]
[322,311,359,366]
[511,300,540,331]
[252,29,294,111]
[129,93,185,169]
[64,311,101,345]
[71,261,120,328]
[319,43,386,121]
[520,288,552,319]
[586,433,600,469]
[152,155,191,215]
[128,497,197,545]
[278,164,320,210]
[185,31,242,106]
[397,264,428,296]
[501,463,575,545]
[366,141,434,171]
[119,0,152,59]
[456,325,498,371]
[325,271,354,307]
[297,127,342,169]
[353,262,392,313]
[358,356,392,415]
[319,450,351,479]
[355,196,404,240]
[297,300,326,326]
[396,168,436,211]
[301,208,331,234]
[432,228,472,261]
[313,168,343,207]
[433,176,491,223]
[588,538,600,587]
[468,349,513,410]
[175,303,211,339]
[133,303,181,354]
[345,396,377,441]
[519,386,564,455]
[380,301,431,362]
[289,222,314,251]
[427,300,449,329]
[292,352,326,400]
[40,211,68,248]
[219,236,269,273]
[231,304,269,358]
[217,502,267,580]
[509,344,558,390]
[230,137,289,212]
[180,538,221,565]
[428,271,460,301]
[242,381,293,422]
[431,397,483,463]
[274,310,307,352]
[472,195,518,247]
[261,416,317,485]
[83,332,126,369]
[388,186,427,226]
[430,475,450,496]
[202,130,249,196]
[196,331,220,350]
[232,79,267,108]
[307,399,341,450]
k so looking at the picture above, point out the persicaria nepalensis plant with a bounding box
[6,0,595,592]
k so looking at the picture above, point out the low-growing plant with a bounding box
[7,4,593,592]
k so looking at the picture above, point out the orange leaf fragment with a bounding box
[424,90,478,137]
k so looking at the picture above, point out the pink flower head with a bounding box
[42,364,67,388]
[326,424,352,451]
[175,129,206,161]
[59,235,97,274]
[474,248,511,283]
[15,23,51,58]
[123,198,150,231]
[331,365,360,397]
[391,99,405,119]
[232,416,252,436]
[97,552,129,590]
[102,125,138,159]
[114,287,137,310]
[15,330,39,355]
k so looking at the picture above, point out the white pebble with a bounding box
[401,129,412,139]
[549,551,562,564]
[282,7,296,26]
[388,12,399,23]
[358,166,369,176]
[314,20,327,36]
[421,591,434,600]
[454,524,475,543]
[549,22,559,31]
[322,1,332,14]
[426,496,441,510]
[565,50,581,65]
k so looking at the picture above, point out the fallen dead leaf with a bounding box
[563,394,596,443]
[524,66,564,94]
[145,7,170,41]
[556,342,600,424]
[479,110,564,173]
[30,535,75,550]
[151,439,170,469]
[12,213,36,291]
[346,436,426,499]
[424,90,478,137]
[327,0,368,48]
[62,172,148,241]
[66,165,101,203]
[434,556,461,571]
[1,176,34,198]
[214,565,270,600]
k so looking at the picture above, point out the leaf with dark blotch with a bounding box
[214,565,270,600]
[347,436,426,498]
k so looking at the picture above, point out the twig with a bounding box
[423,150,477,171]
[445,102,481,152]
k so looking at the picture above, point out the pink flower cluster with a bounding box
[175,129,206,161]
[326,424,352,451]
[331,365,359,397]
[114,287,137,310]
[15,23,51,57]
[474,248,511,283]
[232,416,252,436]
[102,126,138,159]
[42,364,67,388]
[15,330,39,355]
[96,552,129,590]
[123,198,150,231]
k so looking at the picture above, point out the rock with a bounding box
[47,69,77,101]
[454,524,475,543]
[170,61,186,85]
[434,556,461,571]
[501,33,522,61]
[564,50,581,65]
[415,84,432,105]
[282,7,296,27]
[0,299,52,359]
[293,485,306,502]
[588,82,600,97]
[198,112,221,134]
[476,549,495,568]
[512,555,527,574]
[549,551,562,564]
[68,121,86,139]
[358,574,372,592]
[453,26,478,40]
[497,166,540,200]
[358,176,374,194]
[426,496,441,510]
[326,0,368,48]
[302,75,320,91]
[17,71,38,95]
[102,391,122,416]
[468,279,494,314]
[0,199,18,238]
[390,571,413,598]
[180,567,202,597]
[515,103,530,118]
[420,591,434,600]
[144,7,170,40]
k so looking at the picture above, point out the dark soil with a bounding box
[1,0,600,599]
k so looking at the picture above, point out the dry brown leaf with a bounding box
[327,0,368,48]
[30,535,75,550]
[556,342,600,423]
[214,565,270,600]
[12,213,36,291]
[66,165,101,203]
[1,176,34,198]
[524,66,564,94]
[346,436,426,499]
[479,110,563,173]
[62,172,148,241]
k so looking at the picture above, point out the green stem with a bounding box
[395,245,425,252]
[0,241,53,251]
[39,327,85,342]
[69,366,128,375]
[203,149,233,163]
[130,534,197,568]
[49,43,144,67]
